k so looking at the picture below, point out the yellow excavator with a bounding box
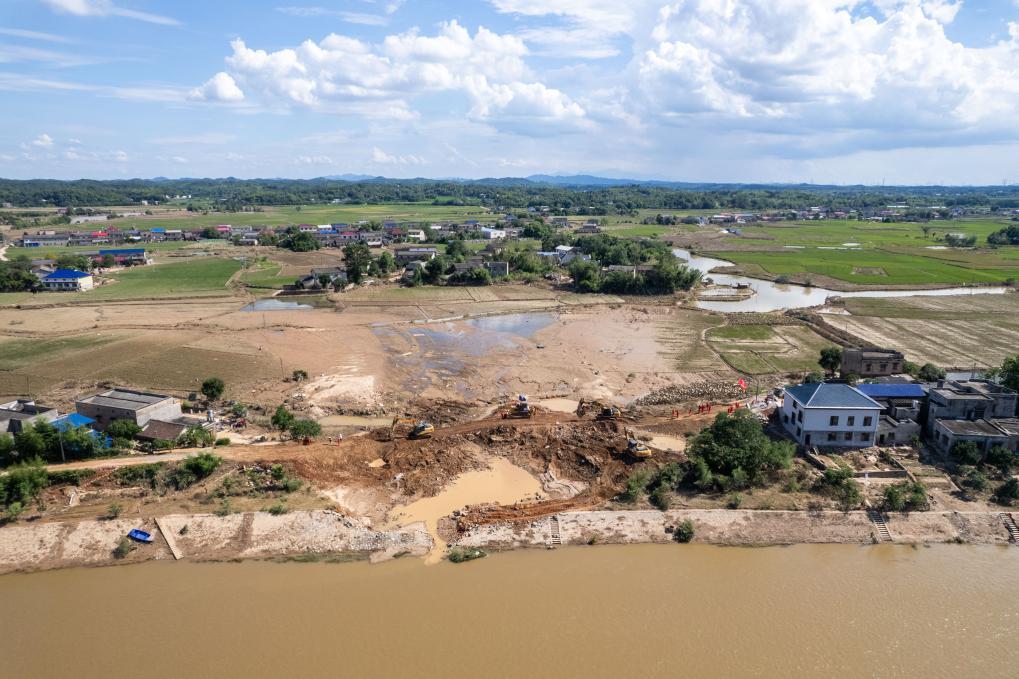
[623,428,652,459]
[390,416,435,440]
[577,398,621,419]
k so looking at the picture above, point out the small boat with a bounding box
[127,529,154,543]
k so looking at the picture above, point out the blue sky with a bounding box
[1,0,1017,183]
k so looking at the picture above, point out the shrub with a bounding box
[619,469,654,503]
[687,410,793,491]
[283,478,303,493]
[179,425,215,448]
[814,465,862,510]
[447,546,486,563]
[649,485,671,510]
[951,441,982,467]
[985,446,1014,475]
[266,502,288,516]
[113,537,134,559]
[882,481,929,512]
[673,520,695,543]
[727,493,743,509]
[201,377,225,401]
[960,466,988,492]
[214,438,231,446]
[994,478,1019,506]
[288,419,322,440]
[47,469,96,485]
[106,502,123,519]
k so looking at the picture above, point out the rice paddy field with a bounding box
[705,324,833,375]
[835,293,1019,369]
[701,217,1019,285]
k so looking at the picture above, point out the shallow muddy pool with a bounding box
[2,544,1017,678]
[387,457,545,563]
[317,414,393,428]
[241,299,312,311]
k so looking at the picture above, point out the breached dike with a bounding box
[0,510,432,575]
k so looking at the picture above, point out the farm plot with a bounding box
[836,294,1019,368]
[706,324,831,375]
[656,311,730,373]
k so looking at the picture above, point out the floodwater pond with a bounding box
[240,299,313,312]
[1,544,1016,678]
[674,248,1009,312]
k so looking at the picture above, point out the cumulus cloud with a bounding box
[188,72,244,102]
[29,133,54,147]
[40,0,181,26]
[635,0,1019,143]
[371,147,425,165]
[197,21,586,131]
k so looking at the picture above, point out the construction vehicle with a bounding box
[390,416,435,440]
[505,394,534,419]
[576,399,620,420]
[621,428,652,460]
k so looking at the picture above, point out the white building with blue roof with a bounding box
[42,268,94,292]
[781,382,883,448]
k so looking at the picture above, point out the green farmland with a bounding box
[703,217,1019,285]
[0,257,242,304]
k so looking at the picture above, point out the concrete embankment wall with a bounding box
[0,511,432,575]
[456,509,1013,549]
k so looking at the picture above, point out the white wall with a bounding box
[781,398,879,447]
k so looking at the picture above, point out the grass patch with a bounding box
[707,325,776,341]
[0,334,112,370]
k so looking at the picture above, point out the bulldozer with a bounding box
[505,394,534,419]
[390,416,435,440]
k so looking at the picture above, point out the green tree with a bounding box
[985,446,1014,475]
[814,465,862,510]
[917,363,946,382]
[673,520,695,543]
[1000,355,1019,394]
[288,419,322,440]
[0,459,48,514]
[271,405,295,433]
[179,426,214,448]
[993,478,1019,506]
[100,254,116,268]
[201,377,225,401]
[343,242,372,283]
[882,481,929,512]
[280,231,320,252]
[818,346,842,375]
[445,239,469,262]
[803,371,824,384]
[619,469,654,503]
[424,256,450,284]
[292,369,309,382]
[687,410,794,490]
[951,440,982,466]
[0,433,15,466]
[107,419,141,444]
[376,250,395,273]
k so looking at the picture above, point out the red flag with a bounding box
[738,378,747,391]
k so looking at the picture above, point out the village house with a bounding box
[394,246,438,265]
[781,382,883,448]
[296,267,347,290]
[926,380,1018,430]
[0,399,59,434]
[42,269,94,292]
[481,227,506,240]
[840,347,905,378]
[75,388,183,431]
[576,222,602,234]
[855,383,924,446]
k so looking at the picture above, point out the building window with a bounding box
[859,432,871,442]
[827,432,837,441]
[865,363,873,372]
[844,432,853,441]
[863,416,872,426]
[797,411,803,423]
[879,363,887,372]
[783,414,789,423]
[830,415,839,426]
[847,416,855,426]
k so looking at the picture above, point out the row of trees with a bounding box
[4,178,1017,212]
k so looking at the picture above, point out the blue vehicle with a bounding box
[127,529,154,543]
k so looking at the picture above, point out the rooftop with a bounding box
[44,268,91,279]
[785,382,883,409]
[857,383,926,399]
[992,418,1019,436]
[936,419,1008,437]
[77,388,174,411]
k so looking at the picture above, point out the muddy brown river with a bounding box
[2,544,1017,678]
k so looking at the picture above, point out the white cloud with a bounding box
[371,147,425,165]
[0,27,76,43]
[171,156,188,163]
[113,150,128,161]
[295,154,334,164]
[201,21,586,132]
[30,132,54,147]
[40,0,181,26]
[276,6,387,26]
[151,132,236,145]
[188,72,244,102]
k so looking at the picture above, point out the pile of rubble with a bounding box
[634,380,745,407]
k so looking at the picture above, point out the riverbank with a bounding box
[454,509,1016,550]
[1,507,1014,574]
[0,510,431,575]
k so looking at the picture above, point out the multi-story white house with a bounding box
[781,382,882,448]
[42,269,94,292]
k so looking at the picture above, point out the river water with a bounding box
[674,249,1009,313]
[2,544,1016,678]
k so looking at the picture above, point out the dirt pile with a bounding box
[635,380,746,406]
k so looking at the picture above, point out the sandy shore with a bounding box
[455,509,1016,549]
[0,510,431,575]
